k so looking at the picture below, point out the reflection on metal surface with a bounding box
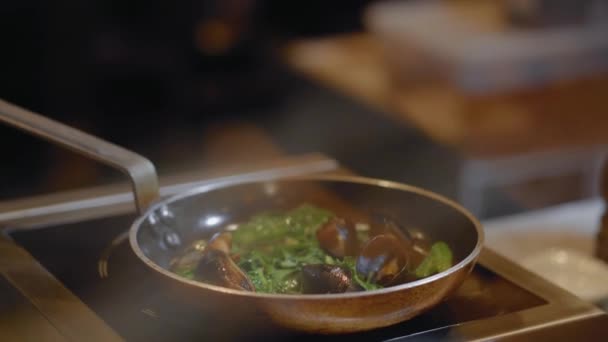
[158,205,175,224]
[98,230,129,279]
[520,247,608,302]
[200,215,224,227]
[141,308,159,319]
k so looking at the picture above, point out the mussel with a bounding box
[370,213,415,244]
[195,232,256,292]
[316,217,359,258]
[372,215,432,276]
[206,231,232,253]
[301,264,362,294]
[356,234,409,286]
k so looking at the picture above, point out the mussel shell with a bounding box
[356,234,409,286]
[316,217,359,258]
[301,264,362,294]
[370,214,414,244]
[195,249,255,291]
[207,232,232,254]
[194,232,255,292]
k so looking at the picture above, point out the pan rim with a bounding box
[129,174,484,300]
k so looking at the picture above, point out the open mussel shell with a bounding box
[356,234,410,286]
[194,232,255,292]
[370,213,415,244]
[316,217,360,258]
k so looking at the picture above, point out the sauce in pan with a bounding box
[170,204,453,294]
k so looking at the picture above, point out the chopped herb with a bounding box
[414,242,453,278]
[171,203,454,293]
[174,268,195,280]
[231,204,382,293]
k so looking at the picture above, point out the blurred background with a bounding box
[1,0,608,220]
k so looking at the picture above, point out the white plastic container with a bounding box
[365,1,608,95]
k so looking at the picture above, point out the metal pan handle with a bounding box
[0,98,159,214]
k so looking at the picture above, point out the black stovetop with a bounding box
[9,213,546,341]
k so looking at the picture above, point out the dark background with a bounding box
[0,0,513,217]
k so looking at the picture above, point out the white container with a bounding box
[365,1,608,95]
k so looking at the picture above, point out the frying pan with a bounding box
[0,99,483,334]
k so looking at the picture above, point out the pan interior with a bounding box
[135,178,481,279]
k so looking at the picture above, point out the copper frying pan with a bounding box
[0,99,483,334]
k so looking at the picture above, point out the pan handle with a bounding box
[0,98,159,214]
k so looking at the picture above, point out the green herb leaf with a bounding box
[414,241,453,278]
[232,204,333,293]
[174,268,195,280]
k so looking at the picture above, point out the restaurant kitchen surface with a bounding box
[2,0,608,340]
